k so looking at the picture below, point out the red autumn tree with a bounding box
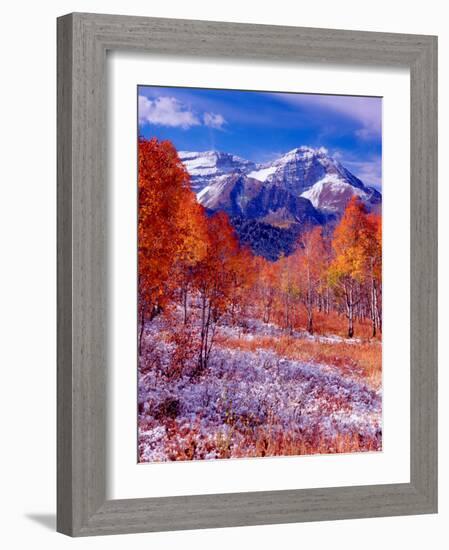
[193,212,240,372]
[253,257,279,324]
[276,253,300,334]
[294,226,328,334]
[227,245,257,325]
[171,197,209,325]
[138,137,204,353]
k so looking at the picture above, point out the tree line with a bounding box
[138,138,382,371]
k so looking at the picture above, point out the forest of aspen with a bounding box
[138,137,382,462]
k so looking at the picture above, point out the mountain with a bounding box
[301,175,381,216]
[245,146,380,215]
[197,173,323,227]
[178,151,256,193]
[230,217,304,261]
[248,146,365,193]
[180,146,381,259]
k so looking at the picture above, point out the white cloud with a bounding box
[138,96,200,129]
[270,93,382,141]
[331,150,343,160]
[138,96,227,131]
[203,112,226,130]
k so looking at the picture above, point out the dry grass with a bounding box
[217,333,382,390]
[233,428,381,458]
[307,310,381,340]
[150,419,381,462]
[271,308,382,341]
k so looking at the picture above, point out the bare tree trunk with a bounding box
[205,319,218,367]
[197,291,216,374]
[376,284,382,333]
[203,305,211,369]
[263,291,272,324]
[183,285,188,325]
[345,283,354,338]
[371,278,377,337]
[197,292,207,373]
[348,308,354,338]
[285,294,290,332]
[138,304,146,356]
[306,266,313,334]
[307,307,313,334]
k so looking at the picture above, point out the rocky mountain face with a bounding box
[179,146,381,260]
[197,173,324,226]
[178,151,256,193]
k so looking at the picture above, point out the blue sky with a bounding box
[138,86,382,189]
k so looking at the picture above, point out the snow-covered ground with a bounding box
[138,316,382,462]
[218,317,362,345]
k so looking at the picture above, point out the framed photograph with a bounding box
[57,12,437,536]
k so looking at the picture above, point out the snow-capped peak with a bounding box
[247,165,278,182]
[179,147,380,217]
[301,175,368,213]
[277,145,328,161]
[178,150,256,192]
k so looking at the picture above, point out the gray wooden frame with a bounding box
[57,12,438,537]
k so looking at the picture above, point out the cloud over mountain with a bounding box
[138,96,200,129]
[138,95,227,131]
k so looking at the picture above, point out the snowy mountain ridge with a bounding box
[179,146,380,215]
[178,150,256,193]
[178,146,381,260]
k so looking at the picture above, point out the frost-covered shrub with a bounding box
[138,312,382,462]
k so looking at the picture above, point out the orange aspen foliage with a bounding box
[330,197,370,282]
[138,137,208,352]
[138,138,189,315]
[295,226,328,334]
[193,212,241,371]
[253,257,279,324]
[329,196,381,338]
[365,213,382,336]
[227,245,257,324]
